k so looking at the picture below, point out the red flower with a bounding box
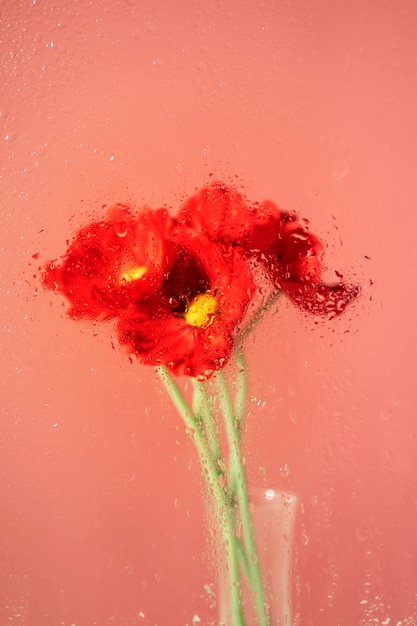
[117,224,255,377]
[247,201,359,316]
[43,183,357,377]
[178,182,358,317]
[43,206,175,320]
[178,181,252,246]
[44,206,255,378]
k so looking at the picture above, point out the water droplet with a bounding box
[380,408,391,421]
[279,464,290,477]
[4,130,17,142]
[115,223,128,237]
[289,410,298,424]
[326,594,334,607]
[186,428,196,441]
[355,525,371,541]
[203,584,215,596]
[264,488,275,501]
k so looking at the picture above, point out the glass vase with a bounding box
[217,488,298,626]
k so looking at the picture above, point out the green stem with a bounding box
[216,369,269,626]
[158,367,245,625]
[191,378,222,460]
[233,349,248,425]
[237,289,282,345]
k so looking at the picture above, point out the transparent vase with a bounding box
[217,488,298,626]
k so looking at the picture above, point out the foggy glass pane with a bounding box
[1,1,417,624]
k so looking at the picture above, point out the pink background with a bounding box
[1,0,417,624]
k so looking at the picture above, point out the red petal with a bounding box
[177,181,251,245]
[43,207,175,320]
[117,223,255,377]
[281,280,359,317]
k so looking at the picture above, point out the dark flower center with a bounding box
[117,247,219,328]
[164,247,219,328]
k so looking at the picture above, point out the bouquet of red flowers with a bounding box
[43,181,357,624]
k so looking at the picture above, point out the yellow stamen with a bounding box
[119,266,147,283]
[184,292,218,328]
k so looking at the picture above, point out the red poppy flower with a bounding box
[43,206,175,320]
[43,183,357,377]
[117,223,255,377]
[178,181,252,246]
[44,206,255,378]
[178,182,358,316]
[246,201,359,316]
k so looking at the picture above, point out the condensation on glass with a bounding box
[1,1,417,624]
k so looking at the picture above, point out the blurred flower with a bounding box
[44,182,358,376]
[42,181,359,623]
[116,223,255,377]
[178,181,251,246]
[178,181,358,317]
[43,205,175,320]
[44,207,255,377]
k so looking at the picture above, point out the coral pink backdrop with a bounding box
[1,0,417,624]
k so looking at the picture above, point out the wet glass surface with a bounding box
[1,1,417,624]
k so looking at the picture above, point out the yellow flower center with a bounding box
[119,266,147,283]
[184,292,218,328]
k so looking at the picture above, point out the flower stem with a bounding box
[233,349,248,425]
[191,378,221,460]
[238,289,282,345]
[158,367,245,624]
[216,369,269,626]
